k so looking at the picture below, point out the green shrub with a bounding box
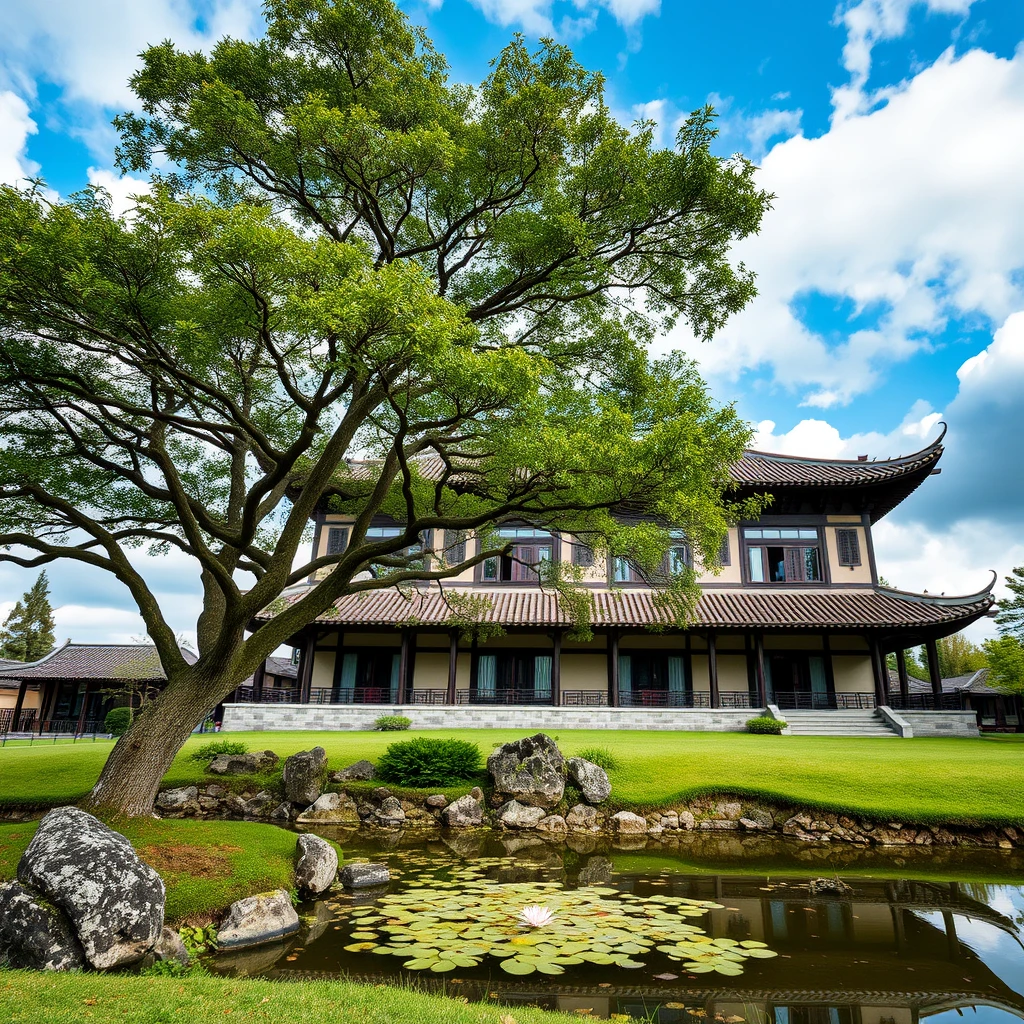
[374,714,412,732]
[103,707,132,736]
[376,737,482,787]
[746,715,786,735]
[575,746,620,771]
[188,739,249,763]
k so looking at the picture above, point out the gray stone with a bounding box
[339,862,390,888]
[470,786,485,803]
[610,811,648,835]
[577,855,613,886]
[329,760,376,783]
[677,810,696,830]
[441,794,484,827]
[567,757,611,804]
[425,794,448,809]
[295,835,338,898]
[208,751,279,775]
[659,811,680,830]
[270,801,296,822]
[296,791,360,825]
[536,814,567,833]
[374,796,406,828]
[487,733,565,808]
[808,877,852,897]
[783,812,812,836]
[242,791,277,817]
[712,800,742,821]
[496,800,547,829]
[225,794,248,816]
[153,925,190,966]
[205,784,227,798]
[156,786,199,813]
[283,747,328,805]
[17,807,165,970]
[198,795,221,811]
[565,804,600,832]
[741,806,775,830]
[0,880,86,971]
[217,890,299,950]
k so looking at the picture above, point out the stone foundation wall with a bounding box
[220,703,758,732]
[898,710,980,738]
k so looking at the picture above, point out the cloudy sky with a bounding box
[0,0,1022,645]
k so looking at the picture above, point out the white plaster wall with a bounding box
[832,656,874,693]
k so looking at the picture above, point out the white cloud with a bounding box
[465,0,658,36]
[0,90,40,186]
[667,46,1024,408]
[831,0,980,121]
[86,167,152,219]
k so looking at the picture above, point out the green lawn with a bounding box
[0,818,309,924]
[0,972,579,1024]
[1,728,1023,825]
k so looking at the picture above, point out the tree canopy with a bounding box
[995,566,1024,641]
[0,571,56,662]
[0,0,771,815]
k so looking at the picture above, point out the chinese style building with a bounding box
[229,429,999,735]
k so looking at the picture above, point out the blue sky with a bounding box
[0,0,1023,645]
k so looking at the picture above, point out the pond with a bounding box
[213,829,1024,1023]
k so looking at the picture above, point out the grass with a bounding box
[0,972,580,1024]
[0,818,308,924]
[2,728,1024,825]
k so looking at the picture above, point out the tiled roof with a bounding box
[0,642,198,681]
[265,655,298,679]
[264,580,993,633]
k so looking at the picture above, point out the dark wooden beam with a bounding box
[869,637,886,706]
[926,637,942,698]
[708,632,720,708]
[552,629,562,707]
[896,648,909,702]
[75,683,89,736]
[397,629,411,704]
[252,660,266,702]
[11,679,28,730]
[754,632,768,707]
[297,633,316,703]
[822,633,837,702]
[609,631,620,708]
[446,630,458,705]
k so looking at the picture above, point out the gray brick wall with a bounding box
[898,710,980,738]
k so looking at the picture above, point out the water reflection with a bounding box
[213,833,1024,1023]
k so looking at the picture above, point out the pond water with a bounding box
[213,829,1024,1023]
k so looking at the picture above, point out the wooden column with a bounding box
[11,679,28,730]
[446,630,458,705]
[869,637,886,707]
[608,631,620,708]
[896,648,910,702]
[552,630,562,707]
[822,633,837,704]
[75,684,89,736]
[252,660,266,703]
[397,629,411,704]
[708,632,720,708]
[754,632,768,708]
[297,633,316,703]
[926,637,942,699]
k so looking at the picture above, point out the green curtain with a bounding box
[390,653,401,703]
[534,656,552,701]
[477,655,497,697]
[668,656,685,693]
[619,655,632,697]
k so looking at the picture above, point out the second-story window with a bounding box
[364,525,426,573]
[482,526,554,582]
[325,526,349,555]
[744,527,822,584]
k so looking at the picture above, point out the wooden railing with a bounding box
[773,691,876,710]
[885,692,965,711]
[618,691,712,708]
[456,689,554,705]
[561,691,608,706]
[0,708,37,734]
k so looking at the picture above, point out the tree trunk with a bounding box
[82,667,233,818]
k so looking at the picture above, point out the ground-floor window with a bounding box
[765,652,831,709]
[51,682,108,722]
[332,648,400,703]
[618,652,692,706]
[473,651,553,703]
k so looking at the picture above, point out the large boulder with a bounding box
[296,791,360,825]
[495,800,547,830]
[242,791,277,818]
[155,786,199,814]
[565,804,600,832]
[208,751,279,775]
[440,794,484,827]
[329,760,376,783]
[487,733,565,809]
[567,758,611,804]
[217,890,299,950]
[153,925,190,966]
[609,811,648,835]
[294,835,338,898]
[283,747,328,805]
[339,862,390,888]
[374,796,406,828]
[17,807,165,970]
[0,880,86,971]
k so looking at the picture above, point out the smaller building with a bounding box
[0,642,197,735]
[888,666,1021,732]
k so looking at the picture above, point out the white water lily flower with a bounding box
[517,905,556,928]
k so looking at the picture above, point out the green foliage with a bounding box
[376,737,482,787]
[189,739,249,763]
[0,571,55,662]
[574,746,620,771]
[983,636,1024,694]
[934,633,988,677]
[104,707,132,737]
[374,715,412,731]
[178,924,218,954]
[996,566,1024,642]
[746,716,786,735]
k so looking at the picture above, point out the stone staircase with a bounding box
[778,708,899,737]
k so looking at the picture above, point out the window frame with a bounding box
[835,528,862,567]
[475,524,560,584]
[741,526,827,586]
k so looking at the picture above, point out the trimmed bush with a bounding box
[575,746,620,771]
[746,715,786,735]
[376,737,482,787]
[104,707,132,737]
[188,739,249,763]
[374,715,412,732]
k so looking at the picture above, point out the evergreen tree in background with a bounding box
[995,566,1024,641]
[0,571,56,662]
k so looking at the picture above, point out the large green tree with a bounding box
[995,566,1024,641]
[0,570,56,662]
[0,0,771,816]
